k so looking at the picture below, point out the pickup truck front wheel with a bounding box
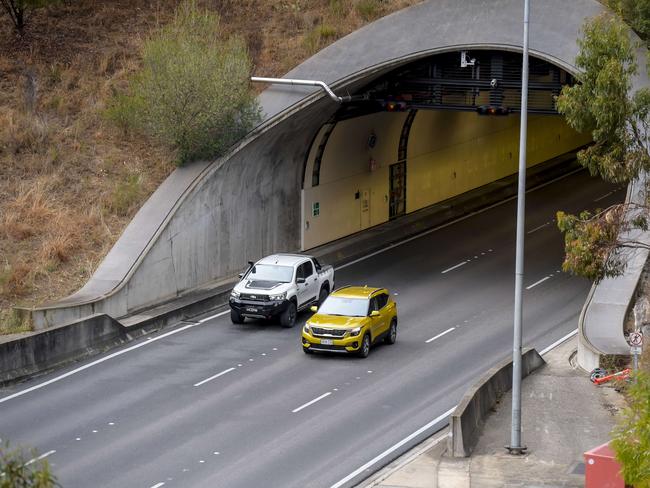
[231,308,244,324]
[280,301,297,328]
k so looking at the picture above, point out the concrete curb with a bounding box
[449,348,546,458]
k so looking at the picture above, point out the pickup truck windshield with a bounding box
[318,296,369,317]
[248,264,294,283]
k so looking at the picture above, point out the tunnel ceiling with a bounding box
[335,50,575,121]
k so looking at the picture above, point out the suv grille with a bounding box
[240,293,268,302]
[312,327,346,338]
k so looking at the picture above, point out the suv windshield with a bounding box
[318,296,369,317]
[247,264,294,283]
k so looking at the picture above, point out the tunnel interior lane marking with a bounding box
[425,327,456,343]
[292,392,332,413]
[193,367,236,387]
[0,310,230,405]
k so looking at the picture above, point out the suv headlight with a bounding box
[230,290,240,299]
[303,323,311,334]
[269,292,286,301]
[349,327,362,337]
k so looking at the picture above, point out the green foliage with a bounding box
[108,174,143,217]
[556,209,624,282]
[556,14,650,184]
[0,442,57,487]
[611,371,650,487]
[107,0,261,165]
[0,0,56,33]
[355,0,381,21]
[604,0,650,43]
[304,24,338,54]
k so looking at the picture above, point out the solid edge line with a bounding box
[198,310,229,323]
[194,367,236,387]
[150,483,165,488]
[441,261,467,274]
[540,328,578,356]
[362,430,450,488]
[425,327,456,343]
[330,406,456,488]
[0,311,229,405]
[292,391,332,413]
[334,167,586,271]
[525,275,552,290]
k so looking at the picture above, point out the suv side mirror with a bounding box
[238,273,244,279]
[369,310,380,317]
[296,277,306,284]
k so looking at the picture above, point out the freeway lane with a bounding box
[0,169,623,488]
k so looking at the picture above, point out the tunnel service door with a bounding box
[389,162,406,219]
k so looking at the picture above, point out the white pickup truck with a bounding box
[229,253,335,327]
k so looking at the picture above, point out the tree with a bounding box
[555,13,650,282]
[107,0,261,165]
[0,0,54,33]
[605,0,650,43]
[0,442,58,487]
[611,371,650,488]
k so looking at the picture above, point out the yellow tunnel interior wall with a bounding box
[302,110,591,250]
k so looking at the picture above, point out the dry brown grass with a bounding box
[0,0,421,330]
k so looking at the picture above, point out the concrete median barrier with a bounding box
[449,348,545,457]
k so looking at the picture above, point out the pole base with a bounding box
[505,445,528,455]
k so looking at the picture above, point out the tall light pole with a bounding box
[508,0,530,455]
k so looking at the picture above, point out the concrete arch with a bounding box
[30,0,648,372]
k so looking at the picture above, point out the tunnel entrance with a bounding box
[300,50,590,250]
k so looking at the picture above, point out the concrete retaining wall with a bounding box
[449,348,546,457]
[0,314,125,385]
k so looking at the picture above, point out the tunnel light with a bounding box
[382,100,408,112]
[477,105,510,116]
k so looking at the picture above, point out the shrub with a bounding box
[107,0,261,165]
[611,371,650,487]
[107,174,143,217]
[0,442,56,487]
[355,0,382,21]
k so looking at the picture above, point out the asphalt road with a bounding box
[0,169,623,488]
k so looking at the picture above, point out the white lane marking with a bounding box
[526,276,552,290]
[334,328,580,488]
[198,310,230,323]
[527,222,550,234]
[25,450,56,466]
[330,406,456,488]
[150,483,165,488]
[334,167,584,272]
[193,367,236,387]
[540,329,577,356]
[0,312,228,405]
[441,261,467,274]
[292,392,332,413]
[594,191,613,202]
[425,327,456,343]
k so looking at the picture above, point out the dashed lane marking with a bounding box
[425,327,456,343]
[441,261,467,274]
[25,450,56,466]
[526,276,552,290]
[292,392,332,413]
[193,367,236,387]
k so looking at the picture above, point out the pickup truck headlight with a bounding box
[230,290,240,299]
[269,292,286,301]
[349,327,362,337]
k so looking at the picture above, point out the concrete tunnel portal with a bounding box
[299,49,591,250]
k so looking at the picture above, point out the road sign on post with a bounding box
[629,332,643,347]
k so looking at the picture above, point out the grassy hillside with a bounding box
[0,0,420,332]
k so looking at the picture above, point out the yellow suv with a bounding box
[301,286,398,358]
